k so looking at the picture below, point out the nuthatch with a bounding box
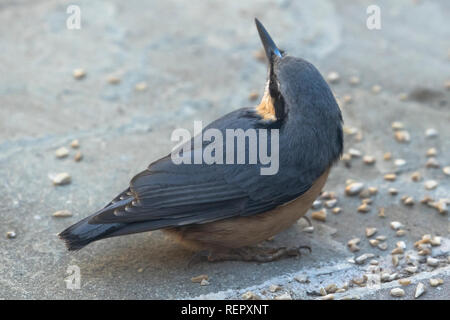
[60,19,343,262]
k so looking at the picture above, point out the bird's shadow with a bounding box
[64,224,318,285]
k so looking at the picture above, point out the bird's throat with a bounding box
[256,90,277,121]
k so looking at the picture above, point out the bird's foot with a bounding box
[207,245,311,263]
[186,250,210,269]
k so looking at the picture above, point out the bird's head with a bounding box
[254,18,340,124]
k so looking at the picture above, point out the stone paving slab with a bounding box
[0,0,449,299]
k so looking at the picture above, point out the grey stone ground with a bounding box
[0,0,449,300]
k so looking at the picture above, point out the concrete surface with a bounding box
[0,0,449,300]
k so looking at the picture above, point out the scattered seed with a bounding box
[392,255,399,267]
[426,148,437,157]
[429,278,443,287]
[376,235,387,241]
[392,247,404,255]
[191,274,208,283]
[107,75,121,84]
[415,235,431,247]
[73,68,86,79]
[414,282,426,299]
[49,172,71,186]
[443,166,450,176]
[431,200,448,214]
[378,207,386,217]
[388,188,398,196]
[397,241,406,249]
[371,85,382,94]
[348,148,362,158]
[74,151,83,162]
[349,76,360,85]
[430,236,441,246]
[242,291,260,300]
[248,91,259,101]
[52,210,72,218]
[380,273,391,282]
[394,131,410,143]
[320,294,335,300]
[55,147,69,159]
[70,139,80,149]
[426,257,439,267]
[320,191,336,200]
[420,196,434,204]
[327,72,340,83]
[394,159,406,167]
[369,260,379,265]
[383,152,392,161]
[311,209,327,222]
[332,207,342,214]
[355,253,375,265]
[6,231,16,239]
[343,126,358,135]
[396,230,407,237]
[357,203,370,213]
[275,292,292,300]
[369,239,379,247]
[390,288,405,297]
[411,172,421,182]
[303,226,314,233]
[404,266,417,274]
[348,238,361,252]
[378,242,388,251]
[398,279,411,286]
[343,95,352,104]
[391,221,404,230]
[368,187,378,195]
[418,248,431,256]
[269,284,281,293]
[424,180,438,190]
[135,82,148,91]
[294,274,309,283]
[391,122,404,130]
[345,182,364,196]
[403,196,415,206]
[311,200,322,209]
[426,157,440,168]
[341,153,352,167]
[348,238,360,246]
[325,199,337,208]
[352,275,367,286]
[365,227,377,237]
[384,173,397,181]
[200,279,210,286]
[319,287,327,296]
[425,128,438,138]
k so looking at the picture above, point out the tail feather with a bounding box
[58,215,124,251]
[59,196,132,251]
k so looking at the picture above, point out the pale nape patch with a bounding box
[255,87,277,121]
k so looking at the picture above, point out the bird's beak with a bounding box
[255,18,282,60]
